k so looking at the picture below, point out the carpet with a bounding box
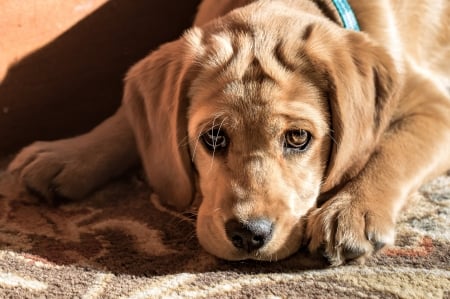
[0,156,449,298]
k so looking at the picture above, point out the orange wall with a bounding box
[0,0,109,82]
[0,0,200,155]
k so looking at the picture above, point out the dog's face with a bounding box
[188,76,330,260]
[187,32,331,260]
[124,2,397,261]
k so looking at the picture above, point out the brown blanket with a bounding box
[0,159,449,298]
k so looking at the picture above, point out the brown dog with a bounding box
[8,0,450,265]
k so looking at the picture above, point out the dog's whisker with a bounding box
[191,122,209,162]
[327,129,338,146]
[185,231,197,243]
[170,214,193,226]
[207,116,228,173]
[192,114,228,163]
[185,209,199,217]
[208,116,219,172]
[178,135,190,148]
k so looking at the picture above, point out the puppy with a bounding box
[8,0,450,265]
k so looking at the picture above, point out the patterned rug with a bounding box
[0,156,449,298]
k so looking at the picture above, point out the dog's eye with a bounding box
[284,129,311,152]
[201,128,228,153]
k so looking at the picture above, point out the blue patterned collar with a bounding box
[331,0,360,31]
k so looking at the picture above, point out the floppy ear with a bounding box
[320,31,400,194]
[122,29,204,210]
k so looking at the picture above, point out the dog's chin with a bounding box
[196,214,304,261]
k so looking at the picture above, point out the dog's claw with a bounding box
[305,192,395,266]
[341,246,366,261]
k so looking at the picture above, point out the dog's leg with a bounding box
[306,75,450,265]
[8,106,139,204]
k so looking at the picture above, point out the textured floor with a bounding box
[0,164,449,298]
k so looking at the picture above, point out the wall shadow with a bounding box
[0,0,200,155]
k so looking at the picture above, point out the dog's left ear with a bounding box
[320,31,400,193]
[123,29,204,210]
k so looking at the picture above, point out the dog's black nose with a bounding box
[225,218,273,252]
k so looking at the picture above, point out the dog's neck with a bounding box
[309,0,360,31]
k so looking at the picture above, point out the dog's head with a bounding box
[123,3,398,261]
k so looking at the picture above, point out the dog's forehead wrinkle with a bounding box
[184,27,206,58]
[202,31,293,85]
[194,26,339,103]
[205,33,235,68]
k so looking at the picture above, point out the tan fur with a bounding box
[9,0,450,265]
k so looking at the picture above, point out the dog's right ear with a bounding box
[123,29,205,211]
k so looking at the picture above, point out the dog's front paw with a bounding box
[305,191,395,266]
[8,140,102,204]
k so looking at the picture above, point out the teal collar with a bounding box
[331,0,360,31]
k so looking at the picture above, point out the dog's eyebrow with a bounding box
[277,114,318,131]
[278,113,315,124]
[196,115,230,133]
[275,98,329,133]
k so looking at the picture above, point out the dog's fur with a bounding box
[8,0,450,265]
